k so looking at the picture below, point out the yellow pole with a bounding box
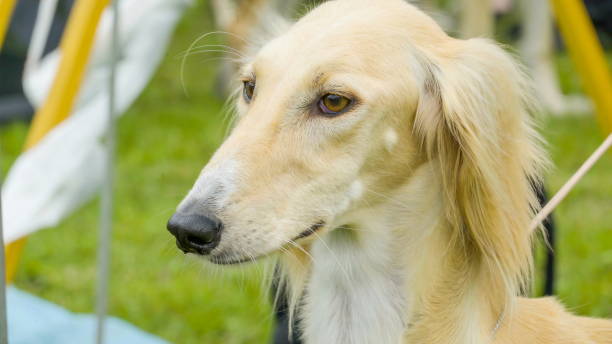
[0,0,17,50]
[549,0,612,133]
[5,0,111,283]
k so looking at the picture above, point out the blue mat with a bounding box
[6,287,169,344]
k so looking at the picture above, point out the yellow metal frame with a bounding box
[549,0,612,133]
[4,0,110,282]
[0,0,17,50]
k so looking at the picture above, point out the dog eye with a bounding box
[318,94,351,115]
[243,81,256,103]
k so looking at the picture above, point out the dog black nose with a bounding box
[167,213,223,255]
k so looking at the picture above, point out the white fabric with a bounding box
[2,0,192,243]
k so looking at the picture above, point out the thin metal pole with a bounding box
[0,183,9,344]
[95,1,119,343]
[0,1,15,339]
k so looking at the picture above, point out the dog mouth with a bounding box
[209,255,255,265]
[292,220,326,241]
[208,220,326,265]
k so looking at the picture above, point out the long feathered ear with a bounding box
[414,38,547,300]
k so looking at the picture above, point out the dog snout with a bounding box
[167,213,223,255]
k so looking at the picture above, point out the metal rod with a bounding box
[1,6,16,341]
[95,1,119,343]
[0,183,9,344]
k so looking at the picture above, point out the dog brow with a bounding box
[310,69,348,92]
[312,72,326,88]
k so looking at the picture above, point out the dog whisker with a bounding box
[178,43,245,57]
[177,48,243,59]
[180,31,247,97]
[286,239,317,265]
[309,230,351,282]
[361,185,414,210]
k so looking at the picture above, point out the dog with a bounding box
[167,0,612,342]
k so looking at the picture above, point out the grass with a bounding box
[1,1,611,342]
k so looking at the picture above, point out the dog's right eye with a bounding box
[318,93,352,116]
[243,81,256,103]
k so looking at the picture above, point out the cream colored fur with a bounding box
[175,0,612,342]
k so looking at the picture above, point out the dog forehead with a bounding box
[256,16,406,78]
[257,0,441,71]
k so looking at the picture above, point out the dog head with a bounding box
[168,0,544,281]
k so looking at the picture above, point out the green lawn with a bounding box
[1,2,610,343]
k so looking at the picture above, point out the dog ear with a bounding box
[414,38,547,298]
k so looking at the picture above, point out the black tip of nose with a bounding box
[167,213,223,255]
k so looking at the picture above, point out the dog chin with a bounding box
[208,254,257,265]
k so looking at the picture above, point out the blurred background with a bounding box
[0,0,610,343]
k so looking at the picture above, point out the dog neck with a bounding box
[303,223,407,344]
[296,163,504,344]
